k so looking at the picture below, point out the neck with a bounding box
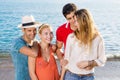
[22,35,32,44]
[40,42,50,50]
[70,23,76,31]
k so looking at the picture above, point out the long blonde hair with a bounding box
[74,9,98,47]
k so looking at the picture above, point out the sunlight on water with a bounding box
[0,0,120,54]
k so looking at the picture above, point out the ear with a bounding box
[22,28,25,33]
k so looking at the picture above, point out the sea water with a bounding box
[0,0,120,54]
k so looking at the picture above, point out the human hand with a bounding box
[84,66,94,70]
[76,61,88,69]
[33,41,38,47]
[84,60,95,70]
[51,44,57,53]
[60,77,63,80]
[60,59,68,67]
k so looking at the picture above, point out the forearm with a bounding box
[27,51,37,58]
[56,41,64,60]
[56,49,63,60]
[60,67,67,80]
[30,72,38,80]
[20,46,37,57]
[28,57,38,80]
[77,60,98,70]
[83,60,98,70]
[88,60,98,67]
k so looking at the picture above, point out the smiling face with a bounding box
[39,24,53,44]
[22,27,37,41]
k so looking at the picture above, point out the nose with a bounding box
[71,16,76,23]
[31,31,36,37]
[48,33,53,40]
[32,30,36,34]
[46,33,51,39]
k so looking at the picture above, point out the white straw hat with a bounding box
[18,15,41,28]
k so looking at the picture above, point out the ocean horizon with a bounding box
[0,0,120,54]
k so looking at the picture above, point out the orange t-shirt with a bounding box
[35,45,59,80]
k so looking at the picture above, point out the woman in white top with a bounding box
[61,9,107,80]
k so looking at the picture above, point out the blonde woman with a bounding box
[28,24,59,80]
[61,9,106,80]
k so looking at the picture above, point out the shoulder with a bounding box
[11,37,26,51]
[93,28,104,42]
[13,37,25,45]
[56,23,67,32]
[66,33,75,42]
[59,23,67,28]
[16,37,24,42]
[66,33,76,46]
[68,33,75,39]
[94,34,104,43]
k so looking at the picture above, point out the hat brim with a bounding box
[18,22,42,28]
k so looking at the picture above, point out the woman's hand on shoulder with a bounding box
[31,41,39,57]
[51,44,57,53]
[33,41,38,47]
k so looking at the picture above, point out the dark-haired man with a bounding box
[56,3,77,65]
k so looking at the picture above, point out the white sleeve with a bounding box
[95,38,107,66]
[64,34,72,60]
[64,34,73,69]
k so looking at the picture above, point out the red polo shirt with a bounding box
[56,22,73,49]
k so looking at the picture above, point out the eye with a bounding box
[67,18,71,20]
[45,32,48,35]
[28,30,31,32]
[34,29,36,31]
[50,32,53,35]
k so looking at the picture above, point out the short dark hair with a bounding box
[62,3,77,17]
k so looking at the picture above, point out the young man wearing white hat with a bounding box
[11,15,41,80]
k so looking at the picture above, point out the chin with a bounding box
[46,41,51,44]
[47,42,51,44]
[31,36,35,40]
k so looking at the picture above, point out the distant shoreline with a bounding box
[0,53,120,61]
[0,53,10,58]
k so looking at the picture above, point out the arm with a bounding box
[51,44,57,53]
[77,37,107,70]
[19,41,38,58]
[56,41,64,60]
[77,60,97,70]
[28,56,38,80]
[94,38,107,66]
[19,46,37,58]
[56,27,64,60]
[56,41,68,66]
[64,34,73,68]
[60,66,67,80]
[56,40,69,67]
[84,60,98,70]
[60,34,73,79]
